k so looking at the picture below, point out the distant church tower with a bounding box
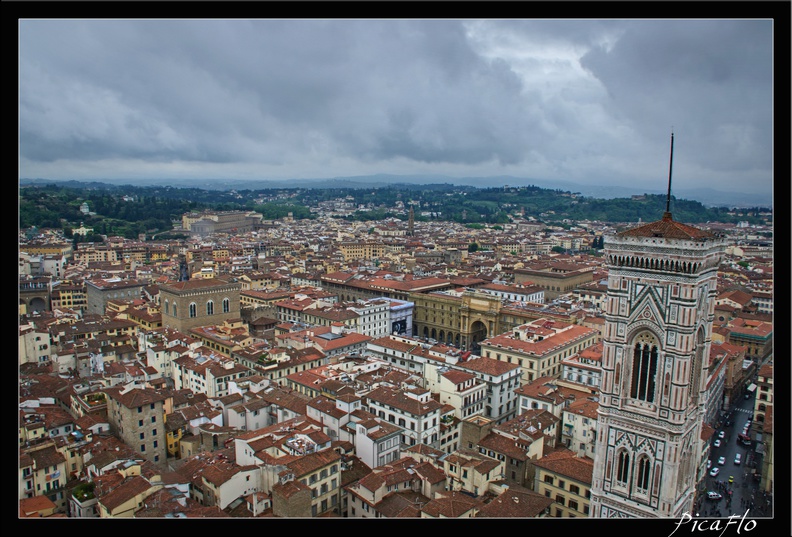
[590,133,728,518]
[178,254,190,282]
[408,206,415,237]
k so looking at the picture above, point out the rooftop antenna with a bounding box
[664,129,674,218]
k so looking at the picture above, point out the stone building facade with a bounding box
[411,289,502,351]
[104,385,168,465]
[271,479,313,517]
[182,210,263,237]
[85,277,147,315]
[590,212,727,518]
[514,263,595,300]
[159,277,241,332]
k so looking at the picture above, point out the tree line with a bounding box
[19,181,771,240]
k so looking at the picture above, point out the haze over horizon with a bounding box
[19,18,774,206]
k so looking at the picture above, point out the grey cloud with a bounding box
[580,20,772,174]
[18,18,773,200]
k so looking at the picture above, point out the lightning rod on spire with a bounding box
[665,130,674,217]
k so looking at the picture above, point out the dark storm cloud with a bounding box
[19,19,773,200]
[20,20,533,167]
[580,20,772,173]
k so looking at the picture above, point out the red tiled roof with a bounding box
[532,448,595,483]
[618,213,716,240]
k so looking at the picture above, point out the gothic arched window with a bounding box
[207,300,214,315]
[616,450,630,484]
[189,303,197,318]
[223,298,230,313]
[690,328,707,405]
[636,455,652,491]
[630,332,659,402]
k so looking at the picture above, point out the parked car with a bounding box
[710,467,720,477]
[734,453,741,465]
[718,431,725,439]
[714,439,722,448]
[707,491,723,500]
[728,475,734,483]
[718,456,726,466]
[707,460,712,469]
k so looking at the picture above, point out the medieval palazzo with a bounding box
[590,211,728,518]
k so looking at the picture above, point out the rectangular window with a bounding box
[569,500,579,511]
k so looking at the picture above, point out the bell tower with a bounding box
[590,134,728,517]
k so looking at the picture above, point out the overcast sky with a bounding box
[19,19,773,199]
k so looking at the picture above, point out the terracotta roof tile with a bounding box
[617,213,716,240]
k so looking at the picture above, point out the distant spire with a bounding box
[664,130,674,218]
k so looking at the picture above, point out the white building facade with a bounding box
[590,211,727,518]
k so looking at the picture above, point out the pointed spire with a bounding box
[664,130,674,218]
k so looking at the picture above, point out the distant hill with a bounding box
[19,174,772,209]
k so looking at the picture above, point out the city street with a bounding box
[695,390,772,519]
